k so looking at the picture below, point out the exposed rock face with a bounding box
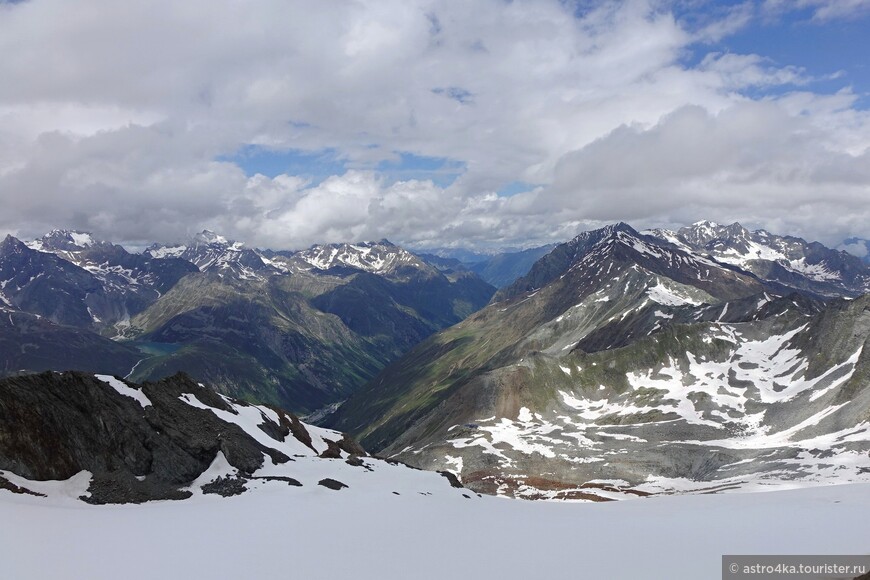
[0,371,363,503]
[145,230,277,280]
[329,223,772,450]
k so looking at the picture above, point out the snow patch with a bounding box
[96,374,151,408]
[646,280,702,307]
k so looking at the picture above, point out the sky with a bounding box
[1,0,869,251]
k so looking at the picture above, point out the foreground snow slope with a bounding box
[2,482,869,580]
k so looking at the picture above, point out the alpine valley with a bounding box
[0,230,495,413]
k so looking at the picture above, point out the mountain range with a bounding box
[2,220,870,502]
[0,230,495,413]
[647,221,870,298]
[325,222,870,499]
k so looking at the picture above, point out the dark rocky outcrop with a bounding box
[201,476,248,497]
[438,471,464,489]
[0,371,359,503]
[318,478,348,490]
[319,434,367,459]
[252,475,303,486]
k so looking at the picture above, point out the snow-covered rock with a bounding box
[646,221,870,297]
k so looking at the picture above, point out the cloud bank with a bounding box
[0,0,868,249]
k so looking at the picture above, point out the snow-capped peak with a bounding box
[192,230,231,246]
[145,231,275,280]
[26,230,100,252]
[293,240,426,274]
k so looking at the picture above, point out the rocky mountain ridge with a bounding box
[647,221,870,298]
[325,223,870,500]
[287,240,434,277]
[145,230,280,281]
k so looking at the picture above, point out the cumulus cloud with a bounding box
[540,101,870,243]
[0,0,867,250]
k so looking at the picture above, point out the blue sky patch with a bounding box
[498,181,539,197]
[220,146,347,182]
[375,152,465,187]
[677,2,870,103]
[223,146,465,188]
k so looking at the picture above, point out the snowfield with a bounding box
[2,481,869,580]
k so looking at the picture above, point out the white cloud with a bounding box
[0,0,867,250]
[763,0,870,22]
[839,241,869,258]
[539,101,870,245]
[689,1,755,43]
[697,53,809,89]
